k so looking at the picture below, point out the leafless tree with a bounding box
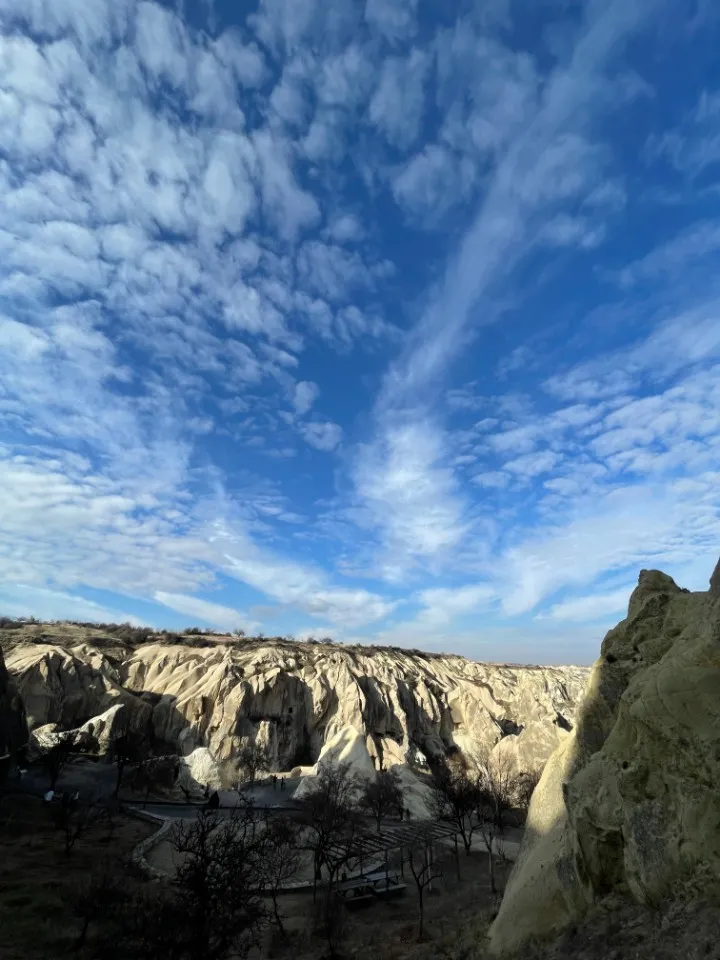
[513,768,542,821]
[429,759,481,854]
[38,729,83,791]
[110,712,147,796]
[300,761,361,901]
[360,768,404,832]
[89,806,269,960]
[170,808,268,960]
[52,794,113,857]
[258,816,303,936]
[407,827,443,940]
[131,755,180,807]
[237,740,271,785]
[474,749,519,894]
[476,748,517,831]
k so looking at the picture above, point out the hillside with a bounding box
[1,619,589,788]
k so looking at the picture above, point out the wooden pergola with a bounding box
[325,818,461,885]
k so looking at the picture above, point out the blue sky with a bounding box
[1,0,719,665]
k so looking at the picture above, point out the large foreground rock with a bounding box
[0,644,27,778]
[488,559,720,954]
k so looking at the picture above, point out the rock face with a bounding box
[4,634,587,789]
[0,644,27,779]
[488,560,720,955]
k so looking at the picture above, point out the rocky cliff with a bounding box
[488,558,720,955]
[0,643,28,781]
[2,626,587,787]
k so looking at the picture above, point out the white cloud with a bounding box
[214,519,395,627]
[504,451,559,476]
[0,583,146,626]
[392,144,476,222]
[369,49,429,148]
[353,420,470,572]
[498,479,720,615]
[380,0,663,410]
[416,583,497,627]
[471,471,510,489]
[302,421,343,451]
[541,588,633,623]
[365,0,419,43]
[538,214,606,249]
[293,380,319,415]
[645,88,720,177]
[325,214,364,243]
[154,591,259,632]
[617,221,720,287]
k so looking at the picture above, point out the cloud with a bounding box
[392,144,477,223]
[616,221,720,287]
[365,0,419,43]
[353,420,470,573]
[215,521,395,627]
[302,421,343,451]
[380,0,661,410]
[0,583,146,626]
[540,588,633,623]
[415,583,497,627]
[154,591,259,632]
[293,380,320,415]
[645,88,720,177]
[369,49,429,148]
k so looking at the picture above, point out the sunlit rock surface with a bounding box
[4,628,587,790]
[489,559,720,955]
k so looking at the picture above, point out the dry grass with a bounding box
[0,793,155,960]
[250,846,512,960]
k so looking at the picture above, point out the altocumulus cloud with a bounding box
[0,0,719,664]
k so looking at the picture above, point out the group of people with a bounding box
[270,774,285,791]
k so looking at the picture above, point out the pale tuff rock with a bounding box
[4,635,587,791]
[28,703,127,759]
[293,724,435,818]
[7,642,150,732]
[488,559,720,955]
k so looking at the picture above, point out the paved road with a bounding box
[138,778,303,821]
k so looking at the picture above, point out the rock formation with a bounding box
[3,632,587,791]
[488,559,720,955]
[0,643,27,781]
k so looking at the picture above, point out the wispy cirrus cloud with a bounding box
[1,0,720,664]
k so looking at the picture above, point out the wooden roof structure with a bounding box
[326,818,459,861]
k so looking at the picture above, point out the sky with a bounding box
[1,0,719,666]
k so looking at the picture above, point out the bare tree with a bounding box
[429,760,481,854]
[474,749,519,895]
[300,762,361,901]
[37,729,82,791]
[407,827,443,940]
[476,748,516,831]
[258,816,303,936]
[360,768,404,832]
[514,768,541,821]
[89,806,270,960]
[170,808,268,960]
[51,795,112,857]
[131,755,179,808]
[237,740,271,785]
[110,712,147,796]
